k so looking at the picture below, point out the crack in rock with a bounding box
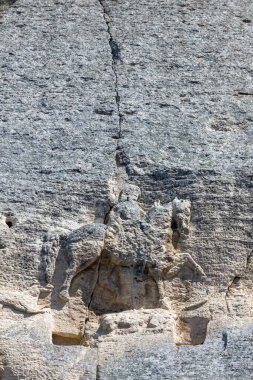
[87,252,104,311]
[98,0,122,139]
[225,276,241,313]
[97,0,129,196]
[222,330,228,350]
[96,364,101,380]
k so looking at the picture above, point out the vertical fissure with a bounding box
[98,0,122,140]
[222,331,228,350]
[96,364,100,380]
[98,0,128,203]
[225,276,240,313]
[87,208,112,311]
[87,253,104,311]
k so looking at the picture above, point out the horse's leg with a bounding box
[59,263,77,300]
[59,242,80,299]
[167,253,206,279]
[59,251,102,301]
[184,253,206,277]
[147,267,170,309]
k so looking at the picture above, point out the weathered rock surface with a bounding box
[0,0,253,379]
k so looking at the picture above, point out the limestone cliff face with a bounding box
[0,0,253,379]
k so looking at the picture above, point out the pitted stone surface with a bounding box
[0,0,253,379]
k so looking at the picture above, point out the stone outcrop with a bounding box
[0,0,253,379]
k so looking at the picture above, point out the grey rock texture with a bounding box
[0,0,253,379]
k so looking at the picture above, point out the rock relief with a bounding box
[41,184,205,313]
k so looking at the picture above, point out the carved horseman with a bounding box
[43,184,205,307]
[104,185,205,308]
